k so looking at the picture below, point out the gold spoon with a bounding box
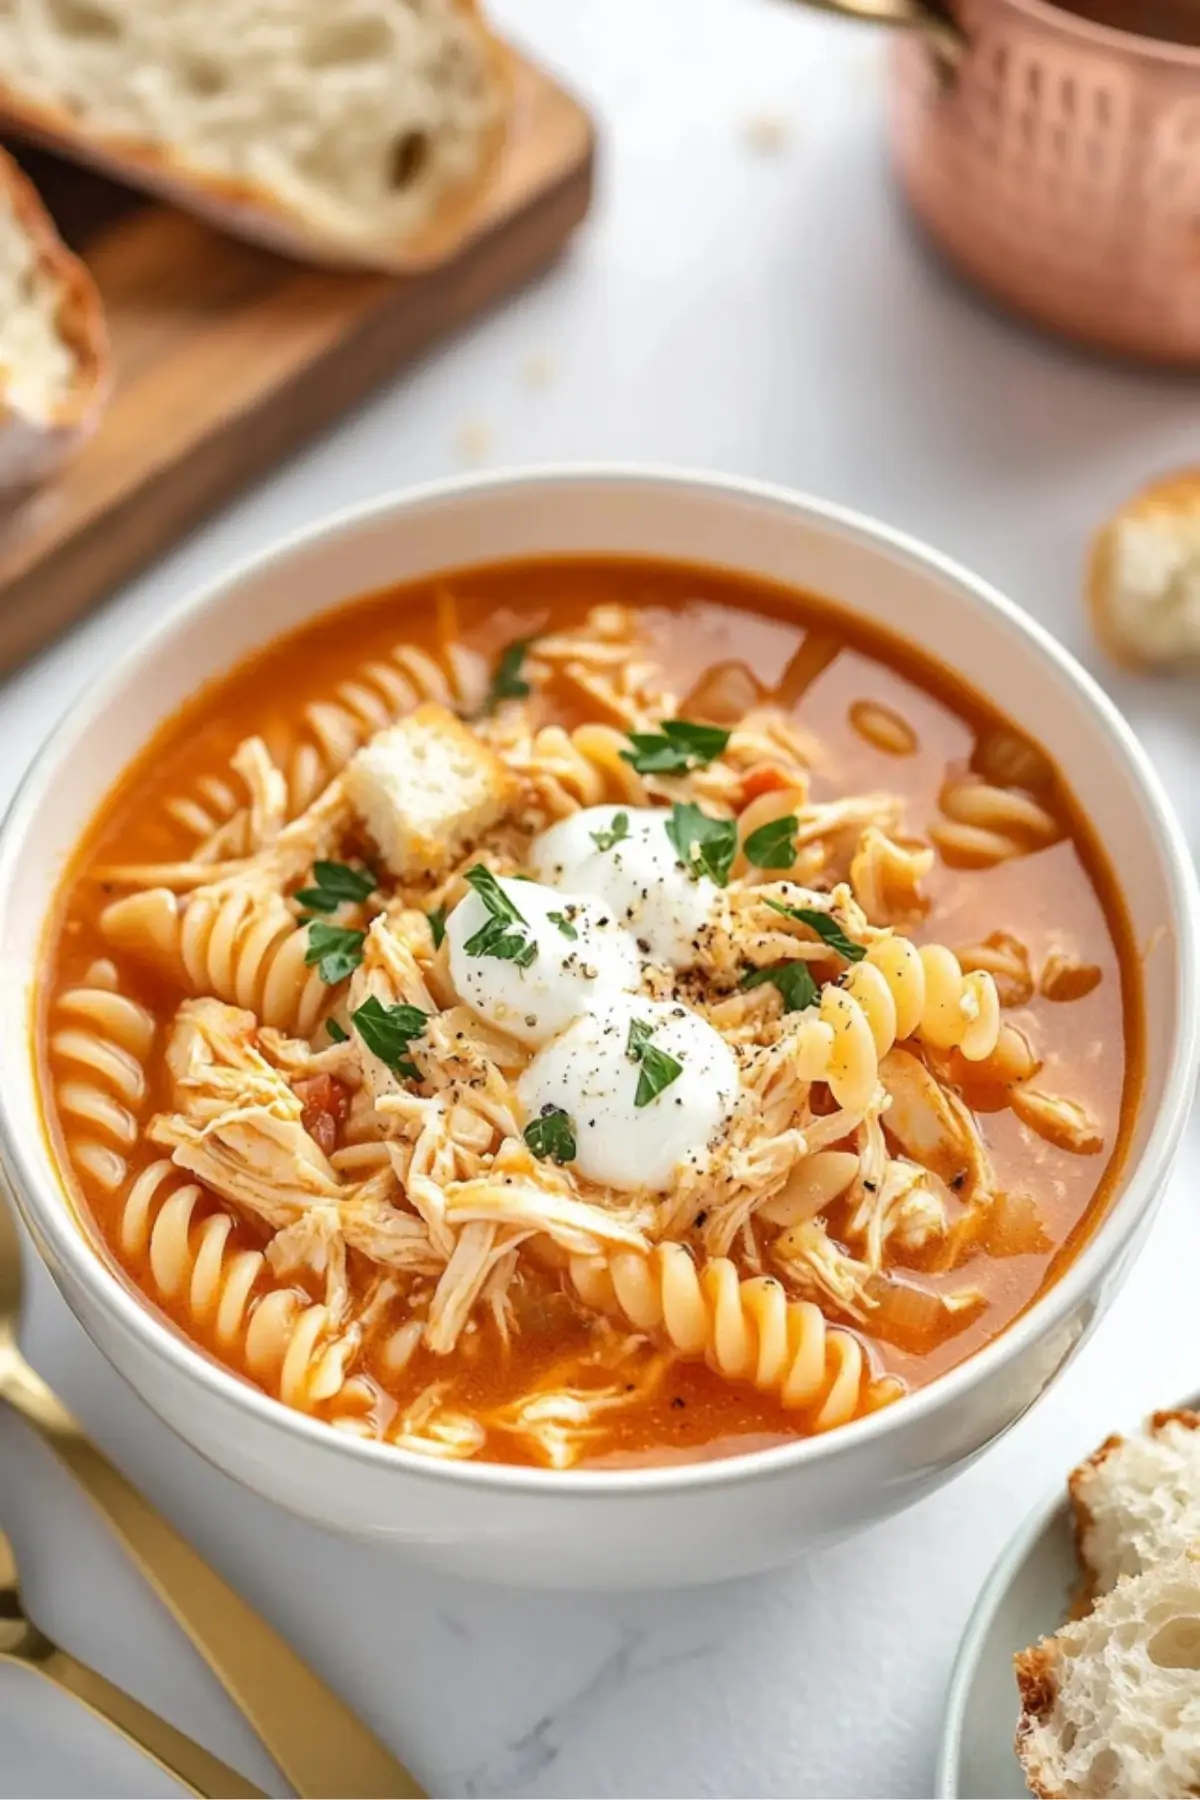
[0,1523,261,1797]
[0,1191,425,1799]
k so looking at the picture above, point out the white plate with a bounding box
[937,1390,1200,1799]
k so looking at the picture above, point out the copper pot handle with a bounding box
[787,0,963,67]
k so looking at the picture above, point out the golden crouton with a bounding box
[345,703,515,881]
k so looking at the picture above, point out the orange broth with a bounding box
[38,556,1143,1468]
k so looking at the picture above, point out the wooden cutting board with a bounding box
[0,52,594,671]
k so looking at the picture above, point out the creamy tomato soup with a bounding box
[38,558,1141,1469]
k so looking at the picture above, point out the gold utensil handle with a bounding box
[4,1356,424,1799]
[30,1644,263,1799]
[786,0,962,61]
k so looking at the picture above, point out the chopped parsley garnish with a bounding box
[635,1044,684,1109]
[464,863,521,920]
[464,916,538,967]
[304,922,366,984]
[463,864,538,968]
[590,811,630,852]
[325,1018,349,1044]
[428,905,447,950]
[483,638,533,710]
[547,910,578,940]
[664,802,738,887]
[350,995,428,1081]
[741,960,819,1012]
[295,859,376,914]
[765,898,867,962]
[624,1015,684,1108]
[523,1105,577,1164]
[620,719,730,776]
[743,814,799,871]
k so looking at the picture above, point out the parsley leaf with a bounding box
[664,802,738,887]
[351,995,428,1081]
[635,1044,683,1109]
[547,910,578,940]
[463,864,538,966]
[304,922,366,984]
[765,898,867,962]
[464,915,539,967]
[741,960,820,1012]
[464,864,524,924]
[590,811,630,852]
[484,638,533,711]
[523,1105,577,1164]
[295,859,376,915]
[743,814,798,871]
[325,1018,349,1044]
[624,1014,683,1107]
[428,906,447,950]
[620,719,731,776]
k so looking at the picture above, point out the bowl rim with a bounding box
[3,462,1197,1498]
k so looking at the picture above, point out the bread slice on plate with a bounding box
[1070,1410,1200,1600]
[0,144,109,493]
[0,0,510,271]
[1015,1545,1200,1800]
[1088,470,1200,671]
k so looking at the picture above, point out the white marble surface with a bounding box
[0,2,1197,1795]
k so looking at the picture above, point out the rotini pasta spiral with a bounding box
[931,774,1061,867]
[165,771,244,843]
[569,1243,895,1428]
[121,1161,356,1407]
[178,887,329,1035]
[50,960,154,1194]
[104,885,333,1035]
[511,722,648,817]
[779,939,1001,1112]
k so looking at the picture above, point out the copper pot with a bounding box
[801,0,1200,366]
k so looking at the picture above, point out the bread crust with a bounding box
[0,3,512,272]
[1014,1642,1065,1799]
[0,144,110,490]
[1087,468,1200,670]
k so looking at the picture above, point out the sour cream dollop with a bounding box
[529,805,720,968]
[446,875,640,1047]
[517,993,739,1191]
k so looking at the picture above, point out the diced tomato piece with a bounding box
[740,766,790,803]
[295,1074,351,1157]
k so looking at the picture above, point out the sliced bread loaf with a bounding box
[0,0,509,270]
[1070,1411,1200,1598]
[1015,1546,1200,1800]
[0,144,109,492]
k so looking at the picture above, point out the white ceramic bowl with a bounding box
[0,468,1195,1589]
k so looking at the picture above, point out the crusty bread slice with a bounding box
[1015,1547,1200,1799]
[1070,1411,1200,1601]
[1088,470,1200,671]
[0,144,109,492]
[0,0,509,271]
